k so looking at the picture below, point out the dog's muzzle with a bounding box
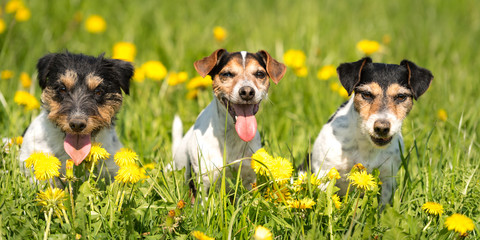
[371,119,393,146]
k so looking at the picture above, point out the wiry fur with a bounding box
[20,52,133,184]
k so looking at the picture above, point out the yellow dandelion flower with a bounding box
[283,49,306,69]
[186,89,199,99]
[293,66,308,77]
[191,230,214,240]
[7,136,23,147]
[15,136,24,145]
[213,26,227,42]
[20,72,32,88]
[1,70,14,80]
[332,194,341,209]
[254,225,272,240]
[25,151,46,168]
[167,71,188,86]
[143,163,155,170]
[115,163,143,184]
[114,148,138,167]
[139,167,147,179]
[0,19,6,34]
[14,90,40,110]
[142,60,167,81]
[356,40,380,56]
[444,213,474,236]
[187,75,212,89]
[252,149,293,184]
[36,188,67,216]
[143,163,155,169]
[327,167,341,180]
[84,15,106,33]
[338,87,349,99]
[317,65,337,80]
[422,202,443,216]
[264,186,291,202]
[112,42,136,62]
[251,148,273,176]
[33,153,61,181]
[86,142,110,164]
[133,67,145,83]
[15,7,30,22]
[437,109,447,122]
[293,178,302,186]
[348,171,377,191]
[10,136,23,145]
[5,0,23,13]
[298,172,322,186]
[287,198,316,209]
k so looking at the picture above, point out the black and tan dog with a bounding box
[20,52,133,181]
[311,57,433,203]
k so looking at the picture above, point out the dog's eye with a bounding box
[360,91,374,101]
[221,72,233,78]
[94,88,103,96]
[58,86,67,94]
[395,94,408,102]
[255,71,266,78]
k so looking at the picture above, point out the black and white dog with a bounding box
[311,57,433,203]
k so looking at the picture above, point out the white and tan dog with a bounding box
[172,49,286,194]
[311,57,433,203]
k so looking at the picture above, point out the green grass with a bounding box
[1,0,479,239]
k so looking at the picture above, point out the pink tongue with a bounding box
[232,104,257,142]
[64,134,91,166]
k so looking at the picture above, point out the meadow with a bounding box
[0,0,479,239]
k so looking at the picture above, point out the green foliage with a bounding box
[1,0,479,239]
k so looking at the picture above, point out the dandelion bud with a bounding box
[168,210,175,218]
[66,159,74,180]
[176,200,186,210]
[164,209,176,228]
[327,167,341,180]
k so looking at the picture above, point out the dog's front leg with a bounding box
[190,146,224,195]
[379,176,396,204]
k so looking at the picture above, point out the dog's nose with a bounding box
[69,119,87,132]
[239,86,255,101]
[373,120,390,136]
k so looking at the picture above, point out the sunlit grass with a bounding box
[0,0,479,239]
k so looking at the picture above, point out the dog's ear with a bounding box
[257,50,286,84]
[337,57,372,96]
[101,53,133,95]
[107,58,134,95]
[36,53,58,89]
[400,60,433,100]
[194,49,227,78]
